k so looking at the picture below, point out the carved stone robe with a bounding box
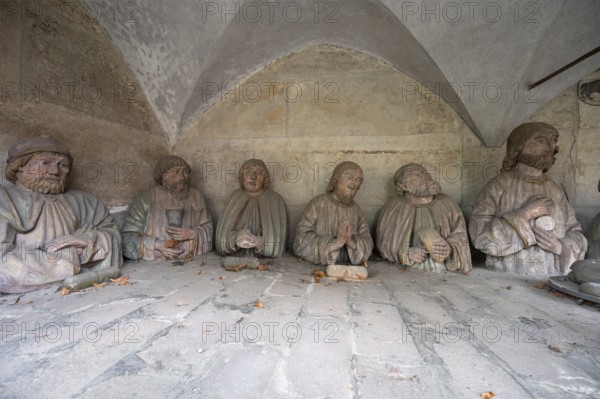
[0,185,122,293]
[294,193,373,265]
[216,188,287,258]
[585,213,600,259]
[122,185,213,261]
[470,169,587,275]
[376,193,472,273]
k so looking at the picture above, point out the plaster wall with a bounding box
[0,0,169,212]
[176,45,600,245]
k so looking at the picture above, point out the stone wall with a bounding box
[176,45,600,245]
[0,0,168,213]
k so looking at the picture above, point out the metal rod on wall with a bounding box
[528,45,600,90]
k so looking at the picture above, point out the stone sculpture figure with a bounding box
[470,122,587,275]
[584,178,600,259]
[376,163,472,273]
[0,137,122,293]
[216,159,287,260]
[294,161,373,266]
[122,156,213,261]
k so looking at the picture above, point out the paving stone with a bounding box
[351,302,422,364]
[355,358,444,398]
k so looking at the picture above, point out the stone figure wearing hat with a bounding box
[470,122,587,275]
[122,156,213,261]
[0,137,122,293]
[216,159,287,260]
[294,161,373,266]
[376,163,472,273]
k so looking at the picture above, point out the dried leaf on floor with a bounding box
[224,265,245,272]
[219,275,226,280]
[255,300,266,308]
[111,275,129,283]
[197,270,206,275]
[387,365,406,381]
[11,296,20,305]
[548,345,562,353]
[92,282,107,288]
[258,264,268,271]
[481,391,495,399]
[268,258,274,264]
[534,282,547,289]
[314,270,326,283]
[61,288,71,296]
[463,272,470,276]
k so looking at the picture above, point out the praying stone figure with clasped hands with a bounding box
[216,159,287,267]
[122,156,213,261]
[294,161,373,279]
[470,122,587,275]
[0,137,122,293]
[376,163,472,273]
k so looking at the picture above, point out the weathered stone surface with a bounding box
[1,243,599,399]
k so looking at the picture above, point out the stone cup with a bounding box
[165,208,184,227]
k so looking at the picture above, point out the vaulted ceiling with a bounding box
[85,0,600,147]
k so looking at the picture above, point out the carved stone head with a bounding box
[327,161,363,205]
[155,155,191,199]
[5,137,73,194]
[238,159,269,196]
[502,122,559,172]
[394,163,441,204]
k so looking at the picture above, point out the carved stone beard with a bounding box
[405,181,441,197]
[17,172,66,194]
[164,181,190,201]
[333,187,356,205]
[518,151,556,172]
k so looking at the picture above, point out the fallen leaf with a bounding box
[11,296,20,305]
[111,275,129,283]
[92,282,107,288]
[224,265,245,272]
[534,282,547,289]
[481,391,495,399]
[219,275,226,280]
[258,264,268,271]
[61,288,71,296]
[363,261,369,268]
[387,366,406,381]
[268,258,274,264]
[197,270,205,275]
[255,300,266,308]
[119,281,130,285]
[548,345,562,353]
[314,270,326,283]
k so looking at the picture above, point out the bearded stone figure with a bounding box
[584,178,600,259]
[122,156,213,261]
[470,122,587,275]
[216,159,287,260]
[376,163,472,273]
[0,137,122,293]
[294,161,373,266]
